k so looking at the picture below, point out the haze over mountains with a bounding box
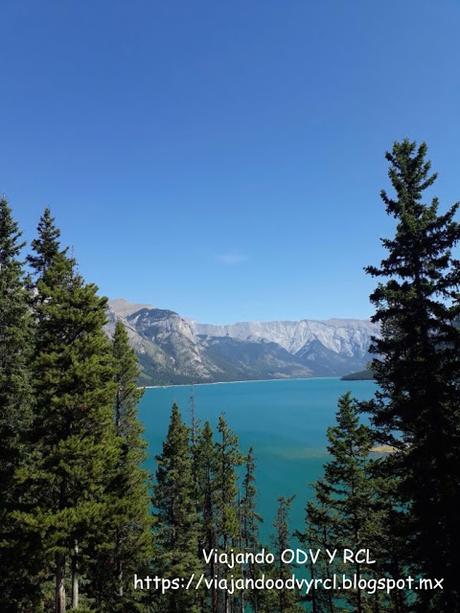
[107,299,378,386]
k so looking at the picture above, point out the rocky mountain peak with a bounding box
[107,300,378,386]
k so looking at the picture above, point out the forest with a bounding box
[1,140,460,612]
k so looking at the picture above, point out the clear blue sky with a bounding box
[1,0,459,323]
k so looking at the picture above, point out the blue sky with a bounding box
[1,0,459,323]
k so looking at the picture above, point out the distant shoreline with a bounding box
[141,375,366,390]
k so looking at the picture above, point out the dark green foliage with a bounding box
[21,213,120,611]
[302,486,336,613]
[26,207,67,276]
[152,403,203,613]
[194,420,219,613]
[241,448,262,552]
[215,415,243,551]
[215,415,243,612]
[367,457,408,613]
[303,393,386,613]
[0,199,41,610]
[363,140,460,610]
[1,201,276,612]
[240,447,263,613]
[33,257,118,611]
[271,496,302,613]
[0,199,33,486]
[87,321,153,611]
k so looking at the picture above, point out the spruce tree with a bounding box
[194,421,218,613]
[0,199,41,610]
[215,414,243,613]
[26,207,66,276]
[87,321,153,611]
[111,321,153,603]
[272,496,302,613]
[240,447,263,613]
[306,393,377,613]
[241,448,261,552]
[25,223,118,612]
[368,457,408,613]
[301,486,337,613]
[215,415,242,550]
[152,403,203,613]
[363,140,460,610]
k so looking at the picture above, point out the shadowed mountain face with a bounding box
[107,299,378,386]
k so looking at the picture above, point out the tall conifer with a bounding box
[215,415,242,550]
[25,215,118,612]
[272,496,302,613]
[327,393,374,612]
[195,421,218,613]
[240,448,263,613]
[300,485,336,613]
[87,321,153,611]
[152,403,202,613]
[304,393,379,612]
[363,140,460,610]
[215,415,243,613]
[111,321,153,602]
[27,207,66,276]
[0,199,40,610]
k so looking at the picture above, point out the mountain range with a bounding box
[106,299,378,386]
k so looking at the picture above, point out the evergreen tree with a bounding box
[194,421,218,613]
[24,227,118,612]
[363,140,460,610]
[152,403,202,613]
[271,496,302,613]
[368,457,408,613]
[215,415,242,550]
[0,199,41,611]
[241,448,261,552]
[324,392,374,613]
[215,414,243,613]
[300,486,337,613]
[240,447,263,613]
[87,321,153,611]
[26,207,66,276]
[305,393,378,613]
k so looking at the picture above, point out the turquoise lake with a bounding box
[139,377,376,543]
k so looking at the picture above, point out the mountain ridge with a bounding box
[107,299,378,386]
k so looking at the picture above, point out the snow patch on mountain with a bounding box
[194,318,378,357]
[108,299,378,385]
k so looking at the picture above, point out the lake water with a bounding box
[139,377,376,543]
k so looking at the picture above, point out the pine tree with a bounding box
[241,448,261,552]
[300,486,337,613]
[363,140,460,610]
[306,393,377,613]
[152,403,203,613]
[87,321,153,611]
[26,207,66,276]
[0,199,41,611]
[194,421,218,613]
[368,457,408,613]
[271,496,302,613]
[24,222,119,612]
[215,415,242,550]
[215,414,243,613]
[111,321,153,603]
[240,447,263,613]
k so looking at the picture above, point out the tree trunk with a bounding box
[71,541,79,609]
[117,555,123,597]
[55,553,66,613]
